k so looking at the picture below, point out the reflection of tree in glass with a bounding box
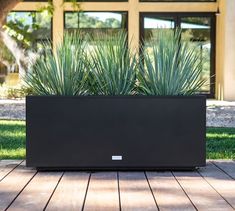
[65,13,79,28]
[78,13,121,28]
[182,17,210,26]
[65,12,123,29]
[182,28,211,92]
[65,12,126,44]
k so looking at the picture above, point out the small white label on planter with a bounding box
[112,156,122,160]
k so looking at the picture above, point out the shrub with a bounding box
[87,31,137,95]
[137,29,208,95]
[24,30,208,96]
[24,32,89,95]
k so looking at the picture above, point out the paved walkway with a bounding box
[0,160,235,210]
[1,99,235,127]
[0,99,25,121]
[207,100,235,128]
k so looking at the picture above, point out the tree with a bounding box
[0,0,25,76]
[0,0,79,78]
[0,0,37,77]
[0,1,123,79]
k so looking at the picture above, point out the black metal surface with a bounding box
[26,95,206,170]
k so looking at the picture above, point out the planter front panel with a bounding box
[26,96,206,169]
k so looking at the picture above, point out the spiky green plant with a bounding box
[138,29,209,95]
[24,32,89,95]
[88,31,137,95]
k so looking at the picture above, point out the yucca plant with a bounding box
[24,32,89,95]
[88,31,137,95]
[138,29,208,95]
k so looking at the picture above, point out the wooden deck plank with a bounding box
[46,172,90,211]
[119,172,157,211]
[198,162,235,209]
[0,160,22,181]
[7,171,63,211]
[173,171,234,211]
[212,160,235,179]
[84,172,119,211]
[0,161,36,211]
[0,160,235,211]
[146,171,195,211]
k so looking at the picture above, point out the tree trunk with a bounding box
[0,0,27,78]
[0,60,11,72]
[0,0,22,27]
[0,28,37,78]
[0,0,63,79]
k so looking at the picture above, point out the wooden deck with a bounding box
[0,160,235,211]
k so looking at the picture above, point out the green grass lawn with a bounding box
[0,120,235,159]
[207,127,235,159]
[0,120,25,159]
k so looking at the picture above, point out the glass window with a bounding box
[64,0,127,2]
[143,16,175,63]
[143,16,175,42]
[181,17,212,93]
[64,11,128,40]
[141,13,215,96]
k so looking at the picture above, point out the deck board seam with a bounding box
[117,172,122,211]
[171,171,198,211]
[211,161,235,180]
[197,169,235,210]
[0,160,24,183]
[44,171,65,211]
[5,171,38,211]
[81,172,91,211]
[144,171,160,211]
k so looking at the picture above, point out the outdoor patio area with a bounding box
[0,160,234,210]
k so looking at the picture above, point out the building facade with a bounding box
[10,0,235,100]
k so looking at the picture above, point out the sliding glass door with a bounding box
[140,13,216,97]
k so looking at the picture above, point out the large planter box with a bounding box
[26,95,206,170]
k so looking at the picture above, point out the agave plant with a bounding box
[138,29,209,95]
[24,32,89,95]
[88,31,137,95]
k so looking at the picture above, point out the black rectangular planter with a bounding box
[26,95,206,170]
